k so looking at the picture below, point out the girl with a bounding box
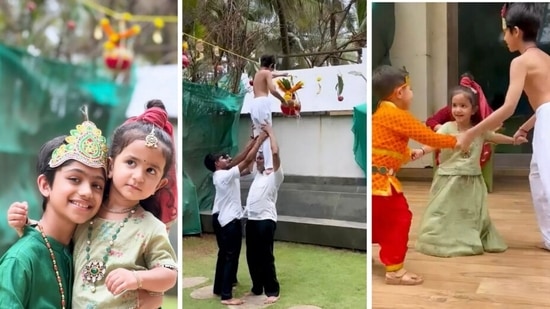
[9,103,178,308]
[425,73,496,168]
[411,84,527,257]
[125,99,178,230]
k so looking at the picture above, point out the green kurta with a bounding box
[0,225,73,308]
[415,122,507,257]
[72,210,177,308]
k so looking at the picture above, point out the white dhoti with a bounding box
[250,96,273,170]
[530,103,550,248]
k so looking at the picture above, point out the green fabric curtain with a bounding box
[352,103,367,175]
[182,81,245,235]
[0,44,134,256]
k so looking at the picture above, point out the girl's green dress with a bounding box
[415,122,507,257]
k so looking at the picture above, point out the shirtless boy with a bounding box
[458,3,550,249]
[250,55,288,174]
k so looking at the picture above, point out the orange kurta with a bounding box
[372,100,458,272]
[372,101,457,196]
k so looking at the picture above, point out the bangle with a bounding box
[133,270,143,289]
[421,148,425,155]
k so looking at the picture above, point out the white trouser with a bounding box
[250,97,273,170]
[529,103,550,248]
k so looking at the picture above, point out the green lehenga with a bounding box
[415,122,507,257]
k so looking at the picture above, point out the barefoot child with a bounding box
[250,55,288,174]
[0,116,108,308]
[413,83,527,257]
[372,65,458,285]
[10,104,178,308]
[458,3,550,250]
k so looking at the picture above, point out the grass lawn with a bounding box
[183,234,366,309]
[162,295,177,308]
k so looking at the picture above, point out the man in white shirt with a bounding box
[245,124,284,304]
[204,131,268,306]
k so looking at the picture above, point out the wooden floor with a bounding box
[372,179,550,309]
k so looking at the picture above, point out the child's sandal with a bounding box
[385,270,424,285]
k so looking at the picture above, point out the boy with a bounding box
[250,55,288,175]
[204,131,268,306]
[371,65,457,285]
[458,3,550,249]
[0,119,109,308]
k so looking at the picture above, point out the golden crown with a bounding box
[401,66,411,87]
[49,120,108,170]
[501,4,508,31]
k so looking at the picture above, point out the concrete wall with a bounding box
[237,115,364,178]
[389,2,449,168]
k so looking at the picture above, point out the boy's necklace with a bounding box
[82,205,138,293]
[37,223,66,309]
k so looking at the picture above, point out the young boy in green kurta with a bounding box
[0,119,109,309]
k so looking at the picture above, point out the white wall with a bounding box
[240,61,367,113]
[237,115,364,178]
[126,65,178,119]
[390,2,448,168]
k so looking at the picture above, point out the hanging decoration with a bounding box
[182,41,190,69]
[80,0,177,71]
[335,73,344,101]
[99,15,140,71]
[152,18,165,44]
[276,77,304,117]
[182,32,259,70]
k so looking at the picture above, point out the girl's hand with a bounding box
[513,129,528,144]
[514,136,528,145]
[410,149,425,161]
[7,202,28,229]
[105,268,139,295]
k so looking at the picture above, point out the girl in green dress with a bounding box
[411,85,527,257]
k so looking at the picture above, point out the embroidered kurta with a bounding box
[72,210,177,309]
[372,101,457,196]
[0,226,73,309]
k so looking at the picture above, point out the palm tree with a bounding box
[250,0,363,68]
[183,0,364,91]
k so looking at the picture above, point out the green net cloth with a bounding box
[352,103,367,175]
[0,44,134,256]
[182,81,245,235]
